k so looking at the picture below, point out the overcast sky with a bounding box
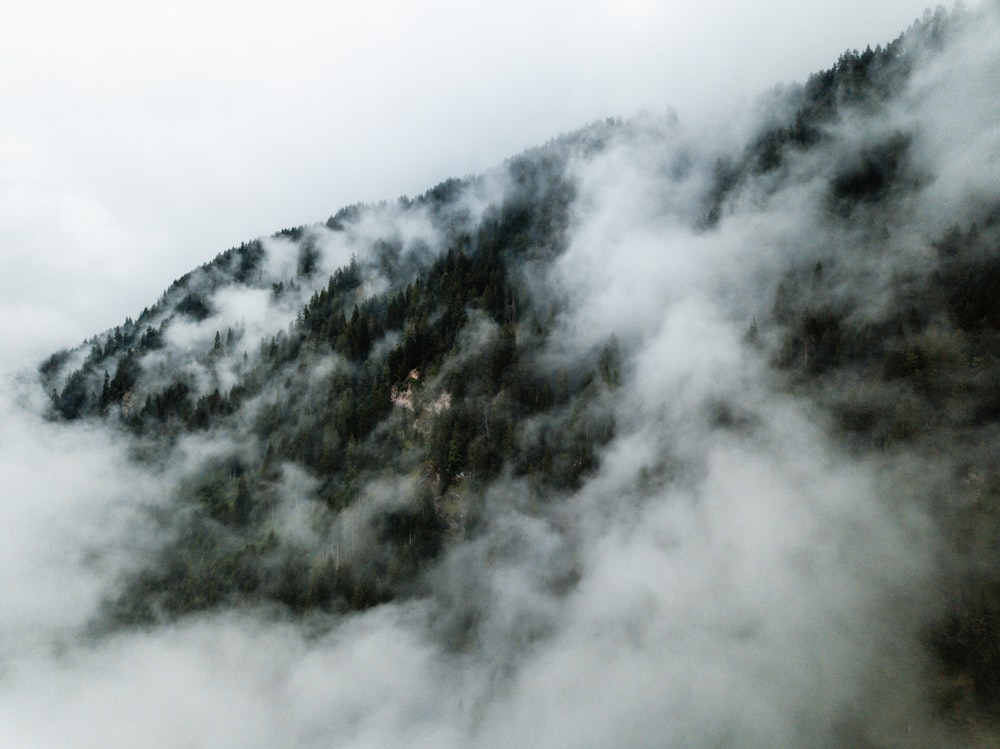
[0,0,942,367]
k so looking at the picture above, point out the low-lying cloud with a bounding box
[1,5,998,748]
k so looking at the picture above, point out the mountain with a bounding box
[34,5,1000,744]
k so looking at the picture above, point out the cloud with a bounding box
[0,608,460,749]
[0,372,166,661]
[1,4,998,748]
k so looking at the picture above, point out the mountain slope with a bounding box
[36,5,1000,744]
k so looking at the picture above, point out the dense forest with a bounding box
[37,5,1000,744]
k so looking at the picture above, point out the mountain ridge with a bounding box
[33,4,1000,742]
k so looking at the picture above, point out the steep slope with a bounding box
[41,122,622,620]
[36,5,1000,744]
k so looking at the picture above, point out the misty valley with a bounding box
[14,5,1000,746]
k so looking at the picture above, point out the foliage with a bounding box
[36,5,1000,727]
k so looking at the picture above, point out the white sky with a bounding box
[0,0,942,367]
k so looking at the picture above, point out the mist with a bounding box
[2,3,999,748]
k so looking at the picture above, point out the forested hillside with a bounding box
[37,5,1000,744]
